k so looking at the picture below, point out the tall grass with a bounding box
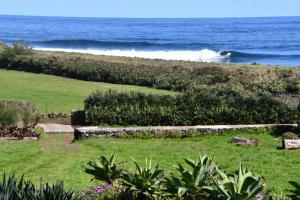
[0,100,39,128]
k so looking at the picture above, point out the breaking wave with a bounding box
[34,47,232,62]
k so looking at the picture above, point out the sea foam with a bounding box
[34,48,231,63]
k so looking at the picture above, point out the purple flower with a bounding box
[90,182,112,195]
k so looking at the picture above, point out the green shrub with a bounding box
[84,90,298,126]
[0,174,81,200]
[165,155,217,199]
[12,41,33,55]
[0,46,15,64]
[121,159,164,200]
[282,132,298,139]
[0,100,39,128]
[214,165,270,200]
[286,80,300,94]
[287,181,300,200]
[85,154,125,185]
[85,154,274,200]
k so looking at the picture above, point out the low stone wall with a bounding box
[0,136,38,141]
[74,124,298,140]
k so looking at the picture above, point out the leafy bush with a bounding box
[0,174,81,200]
[0,46,15,64]
[0,100,39,128]
[282,132,298,139]
[11,41,33,55]
[84,90,298,126]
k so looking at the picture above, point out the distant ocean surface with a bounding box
[1,15,300,66]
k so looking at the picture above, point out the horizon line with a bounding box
[0,13,300,19]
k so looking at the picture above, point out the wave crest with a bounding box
[34,47,231,62]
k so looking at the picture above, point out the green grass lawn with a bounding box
[0,69,174,113]
[0,132,299,196]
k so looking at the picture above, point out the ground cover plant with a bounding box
[85,90,300,126]
[0,69,174,113]
[0,130,299,196]
[0,43,300,107]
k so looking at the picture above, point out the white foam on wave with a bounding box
[34,47,231,63]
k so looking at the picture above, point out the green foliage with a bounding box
[0,46,15,64]
[0,174,81,200]
[0,69,171,114]
[0,48,300,101]
[11,41,33,55]
[121,159,164,200]
[214,165,270,200]
[0,100,39,128]
[286,80,300,94]
[85,90,299,126]
[287,181,300,200]
[282,132,298,139]
[85,154,125,184]
[165,154,217,199]
[85,154,274,200]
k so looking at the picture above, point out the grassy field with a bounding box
[0,132,299,196]
[0,69,174,113]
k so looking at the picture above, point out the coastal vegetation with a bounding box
[0,43,300,109]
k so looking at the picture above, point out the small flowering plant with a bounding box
[91,182,112,195]
[82,182,116,200]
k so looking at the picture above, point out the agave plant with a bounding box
[287,181,300,200]
[0,174,24,200]
[213,165,270,200]
[164,154,217,200]
[22,181,81,200]
[121,159,164,200]
[0,174,81,200]
[85,154,125,185]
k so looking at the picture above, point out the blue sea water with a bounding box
[0,15,300,66]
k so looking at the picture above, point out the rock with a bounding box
[231,136,259,146]
[282,139,300,150]
[71,110,86,125]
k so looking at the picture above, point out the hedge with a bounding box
[84,90,299,126]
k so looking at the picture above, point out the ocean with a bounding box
[0,15,300,66]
